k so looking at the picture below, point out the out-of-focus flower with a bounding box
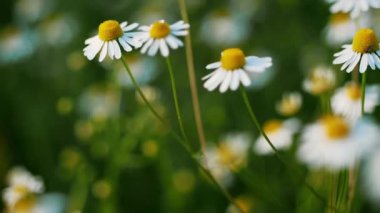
[39,14,78,46]
[226,195,253,213]
[3,167,44,210]
[56,97,74,115]
[363,148,380,204]
[78,84,119,122]
[14,0,53,23]
[141,140,159,158]
[0,26,38,64]
[303,66,336,95]
[325,13,357,46]
[327,0,380,18]
[83,20,141,62]
[135,86,161,104]
[205,133,251,186]
[297,115,380,171]
[333,28,380,73]
[34,193,67,213]
[60,147,82,171]
[200,10,250,47]
[276,92,302,116]
[136,20,189,57]
[332,82,380,122]
[74,120,94,141]
[172,169,196,194]
[254,119,300,155]
[246,65,275,91]
[92,180,112,200]
[66,51,87,71]
[202,48,272,93]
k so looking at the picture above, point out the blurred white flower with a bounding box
[39,14,78,46]
[327,0,380,18]
[202,48,272,93]
[136,20,189,57]
[34,193,67,213]
[363,148,380,205]
[325,13,362,46]
[14,0,53,23]
[333,28,380,73]
[0,26,38,64]
[297,116,379,171]
[83,20,141,62]
[331,82,380,122]
[303,66,336,95]
[276,92,302,116]
[254,119,300,155]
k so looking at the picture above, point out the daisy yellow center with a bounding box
[330,13,350,25]
[217,144,235,165]
[98,20,123,41]
[14,185,29,195]
[352,28,379,53]
[345,83,361,100]
[263,120,283,134]
[13,195,37,213]
[221,48,246,70]
[322,116,350,140]
[150,21,170,39]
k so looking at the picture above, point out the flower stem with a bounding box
[240,87,329,208]
[361,72,367,115]
[177,0,208,162]
[120,57,242,212]
[165,56,189,143]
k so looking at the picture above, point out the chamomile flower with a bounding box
[331,82,380,122]
[327,0,380,18]
[136,20,189,57]
[276,92,302,116]
[297,115,379,171]
[254,119,300,155]
[325,13,357,46]
[333,28,380,73]
[83,20,141,62]
[202,48,272,93]
[303,66,336,95]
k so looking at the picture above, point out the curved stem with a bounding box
[120,57,242,212]
[177,0,208,162]
[165,57,189,143]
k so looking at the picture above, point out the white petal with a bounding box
[219,71,233,93]
[239,70,251,86]
[141,39,153,54]
[230,72,240,91]
[148,40,160,56]
[108,41,114,59]
[99,42,108,62]
[347,53,361,72]
[165,36,179,49]
[123,23,139,31]
[359,54,368,73]
[118,38,133,52]
[159,39,169,57]
[372,53,380,69]
[172,30,188,36]
[368,53,376,70]
[206,62,221,70]
[333,51,354,64]
[113,40,122,59]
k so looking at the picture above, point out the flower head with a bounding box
[303,66,336,95]
[327,0,380,18]
[202,48,272,93]
[276,92,302,116]
[254,119,300,155]
[332,82,380,122]
[325,13,358,46]
[136,20,189,57]
[333,28,380,73]
[83,20,141,62]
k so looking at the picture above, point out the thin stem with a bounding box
[165,56,189,142]
[240,87,329,207]
[120,57,243,212]
[361,72,367,115]
[177,0,208,162]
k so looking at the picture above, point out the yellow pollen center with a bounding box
[98,20,123,41]
[150,21,170,39]
[352,28,379,53]
[13,195,37,213]
[330,13,350,25]
[263,120,283,134]
[221,48,246,70]
[14,185,29,195]
[322,116,350,140]
[345,83,361,100]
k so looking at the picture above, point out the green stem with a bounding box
[240,87,329,207]
[165,57,189,143]
[120,57,242,212]
[361,72,367,115]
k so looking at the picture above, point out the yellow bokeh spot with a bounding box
[330,13,350,25]
[263,120,283,134]
[13,195,37,213]
[345,83,361,100]
[233,196,253,213]
[149,21,170,39]
[98,20,123,41]
[352,28,379,53]
[221,48,246,70]
[322,116,350,140]
[56,97,74,115]
[142,140,158,157]
[92,180,112,199]
[172,170,195,194]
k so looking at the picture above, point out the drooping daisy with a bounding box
[297,115,379,171]
[276,92,302,116]
[327,0,380,18]
[331,82,380,122]
[333,28,380,73]
[202,48,272,93]
[254,119,300,155]
[303,66,336,95]
[136,20,189,57]
[83,20,141,62]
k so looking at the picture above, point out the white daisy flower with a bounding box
[333,28,380,73]
[303,66,336,95]
[327,0,380,18]
[254,119,300,155]
[363,148,380,204]
[83,20,141,62]
[325,13,357,46]
[202,48,272,93]
[276,92,302,116]
[3,167,44,207]
[297,115,379,171]
[136,20,189,57]
[332,82,380,122]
